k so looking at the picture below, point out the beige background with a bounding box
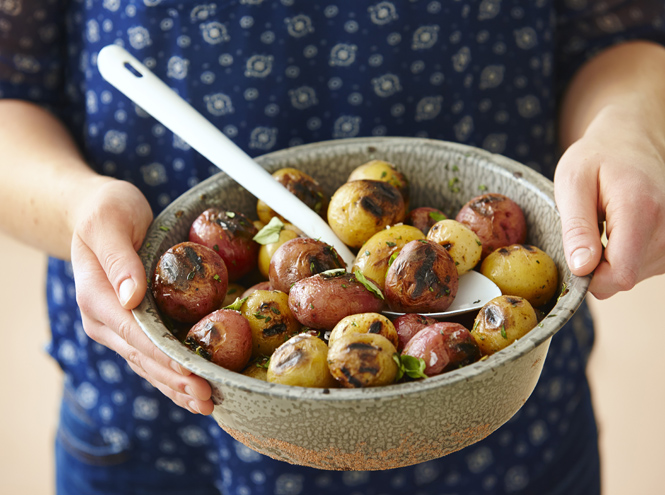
[0,230,664,494]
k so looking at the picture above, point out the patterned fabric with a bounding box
[2,1,664,494]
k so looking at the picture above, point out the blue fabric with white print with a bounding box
[2,1,664,494]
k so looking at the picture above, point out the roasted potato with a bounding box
[257,167,328,224]
[257,224,300,279]
[152,242,228,323]
[384,240,459,313]
[471,295,538,355]
[184,309,252,371]
[327,332,398,388]
[455,193,527,259]
[327,179,406,248]
[267,332,338,388]
[352,224,425,289]
[242,356,270,381]
[405,206,447,235]
[347,159,410,208]
[269,237,345,293]
[480,244,559,307]
[241,281,272,299]
[427,219,483,276]
[392,313,437,352]
[328,312,399,349]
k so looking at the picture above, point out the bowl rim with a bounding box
[133,136,590,402]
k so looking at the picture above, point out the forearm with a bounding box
[0,99,112,259]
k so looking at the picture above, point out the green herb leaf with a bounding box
[394,354,428,381]
[500,325,507,339]
[428,211,447,222]
[252,217,285,245]
[226,211,236,218]
[385,241,397,247]
[187,270,196,280]
[388,251,399,267]
[353,270,384,300]
[159,225,170,232]
[224,297,248,311]
[320,268,347,278]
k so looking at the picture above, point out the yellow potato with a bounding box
[348,159,410,209]
[257,226,300,279]
[328,312,399,349]
[257,167,328,224]
[327,332,398,388]
[352,224,425,289]
[480,244,558,307]
[471,295,538,355]
[427,219,482,275]
[267,333,338,388]
[242,356,270,381]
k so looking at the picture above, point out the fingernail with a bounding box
[571,248,592,270]
[119,278,136,307]
[189,400,201,414]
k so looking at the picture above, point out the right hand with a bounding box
[70,177,214,415]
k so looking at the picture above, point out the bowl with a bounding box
[133,137,589,471]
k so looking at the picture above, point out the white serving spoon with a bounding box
[97,44,501,318]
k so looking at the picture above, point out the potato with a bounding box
[352,224,425,289]
[455,193,527,259]
[435,322,481,371]
[257,167,328,224]
[269,238,345,294]
[152,242,228,323]
[189,208,259,281]
[184,309,252,371]
[480,244,559,307]
[242,356,270,381]
[327,332,398,388]
[384,240,459,313]
[401,326,450,376]
[257,225,300,279]
[327,179,406,248]
[328,313,399,350]
[347,159,410,208]
[240,290,302,359]
[241,281,271,299]
[405,206,447,235]
[427,219,483,276]
[392,313,437,352]
[267,332,338,388]
[471,295,538,355]
[288,271,385,330]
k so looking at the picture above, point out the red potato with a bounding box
[152,242,228,323]
[455,193,527,259]
[405,206,447,235]
[392,313,437,352]
[288,271,385,330]
[184,309,252,371]
[189,208,259,281]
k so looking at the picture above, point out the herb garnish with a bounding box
[393,354,428,381]
[428,211,446,222]
[224,297,248,311]
[353,270,384,300]
[252,217,284,245]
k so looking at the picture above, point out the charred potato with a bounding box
[427,219,483,276]
[328,312,399,349]
[269,238,345,294]
[405,206,447,235]
[352,224,425,289]
[455,193,527,259]
[471,295,538,355]
[327,332,398,388]
[240,290,302,359]
[384,240,459,313]
[152,242,228,323]
[392,313,437,352]
[257,224,300,279]
[327,179,406,248]
[242,356,270,381]
[288,271,385,330]
[480,244,558,307]
[184,309,252,371]
[347,159,410,208]
[257,167,328,224]
[267,332,338,388]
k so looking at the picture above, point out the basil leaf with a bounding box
[253,217,284,245]
[428,211,447,222]
[224,296,248,311]
[353,270,384,300]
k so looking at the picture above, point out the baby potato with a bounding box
[327,332,399,388]
[184,309,252,372]
[267,332,338,388]
[455,193,527,259]
[401,326,450,377]
[241,281,272,299]
[240,290,302,359]
[427,219,483,276]
[480,244,558,307]
[257,224,300,279]
[471,295,538,355]
[328,313,399,350]
[257,167,329,224]
[384,240,459,313]
[347,159,410,208]
[269,238,345,294]
[242,356,270,381]
[327,179,406,248]
[405,206,447,235]
[352,224,425,289]
[392,313,437,352]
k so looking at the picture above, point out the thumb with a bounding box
[554,154,603,277]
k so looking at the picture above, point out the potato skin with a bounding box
[455,193,527,259]
[189,208,259,281]
[257,226,300,279]
[184,309,252,371]
[480,244,559,307]
[384,240,459,313]
[427,219,483,276]
[471,295,538,355]
[401,327,450,377]
[328,313,399,349]
[352,224,425,289]
[152,242,228,323]
[240,290,302,359]
[392,313,437,352]
[327,332,398,388]
[347,159,410,209]
[267,332,338,388]
[269,238,345,294]
[288,272,385,330]
[257,167,328,224]
[327,179,406,248]
[405,206,447,235]
[241,281,272,299]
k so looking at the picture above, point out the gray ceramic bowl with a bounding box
[133,137,589,471]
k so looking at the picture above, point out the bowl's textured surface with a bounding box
[133,137,589,471]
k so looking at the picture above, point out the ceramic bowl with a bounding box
[133,137,589,471]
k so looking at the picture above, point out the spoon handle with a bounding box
[97,44,355,268]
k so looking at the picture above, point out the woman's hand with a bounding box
[70,177,214,414]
